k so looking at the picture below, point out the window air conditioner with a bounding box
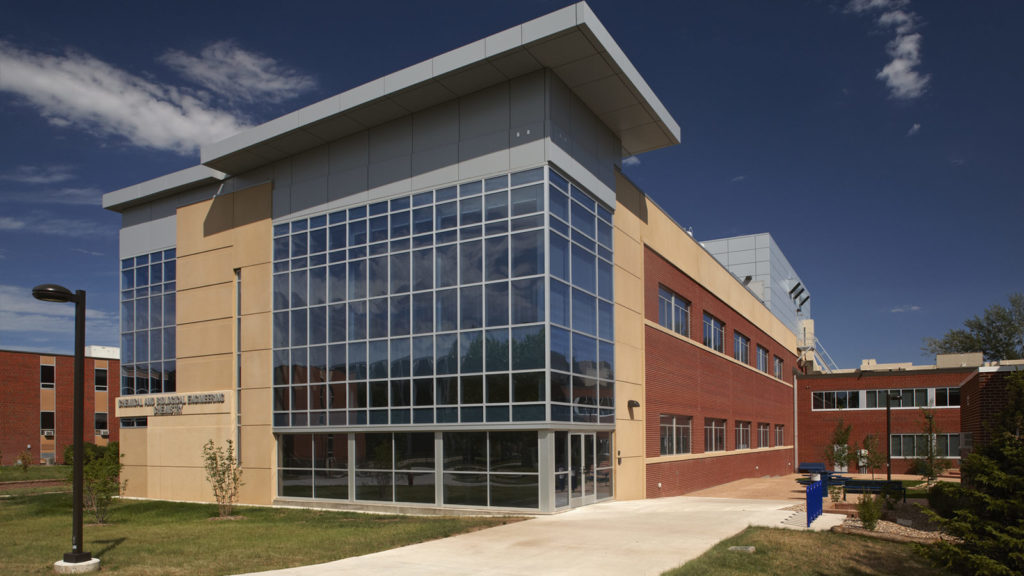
[42,429,55,438]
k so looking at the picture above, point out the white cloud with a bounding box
[891,304,921,313]
[72,248,104,256]
[0,42,252,155]
[906,123,921,136]
[845,1,929,100]
[160,41,316,105]
[0,187,103,206]
[0,284,119,349]
[622,156,641,167]
[731,175,746,182]
[0,165,75,184]
[0,212,112,237]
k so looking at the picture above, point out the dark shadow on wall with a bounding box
[203,183,271,238]
[615,168,649,226]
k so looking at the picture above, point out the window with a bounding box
[40,363,55,389]
[704,418,726,452]
[735,421,751,449]
[95,412,108,433]
[757,423,770,448]
[120,417,148,428]
[890,433,960,459]
[658,286,689,337]
[775,424,785,446]
[865,388,934,409]
[733,332,749,364]
[935,387,961,407]
[773,356,784,380]
[702,313,724,352]
[659,414,692,455]
[94,368,108,391]
[812,390,861,410]
[40,411,55,433]
[756,345,769,373]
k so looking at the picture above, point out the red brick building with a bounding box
[796,356,977,475]
[959,363,1024,454]
[0,348,120,465]
[643,246,797,496]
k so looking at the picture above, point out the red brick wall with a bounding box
[796,370,969,474]
[0,350,120,465]
[960,369,1022,452]
[643,248,797,497]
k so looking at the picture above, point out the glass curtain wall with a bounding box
[120,249,176,397]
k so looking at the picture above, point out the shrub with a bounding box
[858,494,882,531]
[65,442,125,524]
[18,449,33,471]
[202,439,243,517]
[927,482,965,519]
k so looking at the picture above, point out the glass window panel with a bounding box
[349,381,367,407]
[369,380,388,407]
[348,260,366,300]
[367,256,388,297]
[510,230,543,277]
[572,289,597,336]
[412,248,433,291]
[484,236,508,281]
[347,301,366,340]
[436,201,457,230]
[309,306,326,344]
[443,432,486,471]
[461,375,483,404]
[513,372,544,403]
[136,297,149,330]
[436,376,458,405]
[436,333,458,375]
[290,270,307,308]
[309,227,327,254]
[460,331,483,373]
[290,232,308,258]
[412,292,433,334]
[550,279,570,327]
[510,183,543,216]
[390,252,410,294]
[328,346,346,383]
[598,300,613,341]
[597,260,612,300]
[550,232,569,281]
[485,190,508,221]
[460,286,482,330]
[369,215,388,243]
[460,240,482,284]
[367,298,387,339]
[413,336,434,377]
[509,278,543,325]
[274,273,289,310]
[413,206,433,235]
[348,219,367,246]
[414,378,433,406]
[916,389,928,407]
[307,267,326,307]
[460,196,482,226]
[273,311,289,348]
[328,303,346,342]
[511,324,545,370]
[490,431,538,473]
[572,333,598,377]
[571,244,596,293]
[436,244,458,288]
[290,309,307,346]
[390,295,410,336]
[485,282,509,327]
[390,380,410,407]
[436,289,457,332]
[486,374,510,403]
[485,328,509,371]
[163,327,175,360]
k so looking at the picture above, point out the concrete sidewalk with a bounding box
[235,495,844,576]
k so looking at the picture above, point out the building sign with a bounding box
[116,392,229,418]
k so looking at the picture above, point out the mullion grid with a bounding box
[547,167,615,424]
[273,169,554,428]
[119,248,176,396]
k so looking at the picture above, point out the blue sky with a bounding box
[0,0,1020,368]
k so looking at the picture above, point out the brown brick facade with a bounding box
[796,369,968,474]
[959,368,1023,452]
[0,350,119,465]
[643,247,797,496]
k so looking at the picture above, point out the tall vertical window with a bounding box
[659,414,692,455]
[94,368,108,391]
[702,313,724,353]
[40,411,55,433]
[757,423,770,448]
[735,421,751,449]
[733,332,749,364]
[95,412,108,433]
[40,363,55,389]
[120,248,176,396]
[775,424,784,446]
[704,418,726,452]
[773,356,783,380]
[756,345,769,372]
[657,286,690,337]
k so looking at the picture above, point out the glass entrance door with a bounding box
[570,432,596,507]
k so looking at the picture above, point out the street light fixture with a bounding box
[885,391,903,482]
[32,284,96,569]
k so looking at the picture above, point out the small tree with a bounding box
[824,419,853,472]
[18,448,33,471]
[202,439,243,517]
[912,408,952,484]
[861,434,886,479]
[923,371,1024,575]
[65,442,125,524]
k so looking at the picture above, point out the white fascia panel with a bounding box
[485,26,523,58]
[102,165,225,211]
[521,4,577,44]
[433,39,487,78]
[385,60,434,94]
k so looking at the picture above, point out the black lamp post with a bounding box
[885,391,903,482]
[32,284,92,565]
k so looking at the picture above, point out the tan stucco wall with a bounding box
[120,182,274,505]
[611,171,799,500]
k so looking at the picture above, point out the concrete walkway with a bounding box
[236,492,845,576]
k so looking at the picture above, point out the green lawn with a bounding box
[1,493,520,575]
[662,527,952,576]
[0,464,70,482]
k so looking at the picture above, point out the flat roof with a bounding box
[102,165,225,211]
[104,2,679,212]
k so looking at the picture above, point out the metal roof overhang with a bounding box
[201,2,680,175]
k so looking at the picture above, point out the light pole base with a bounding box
[54,557,100,574]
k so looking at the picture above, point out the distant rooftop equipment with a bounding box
[85,345,120,360]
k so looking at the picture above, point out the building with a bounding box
[102,2,800,512]
[959,362,1024,455]
[796,354,980,474]
[0,347,120,465]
